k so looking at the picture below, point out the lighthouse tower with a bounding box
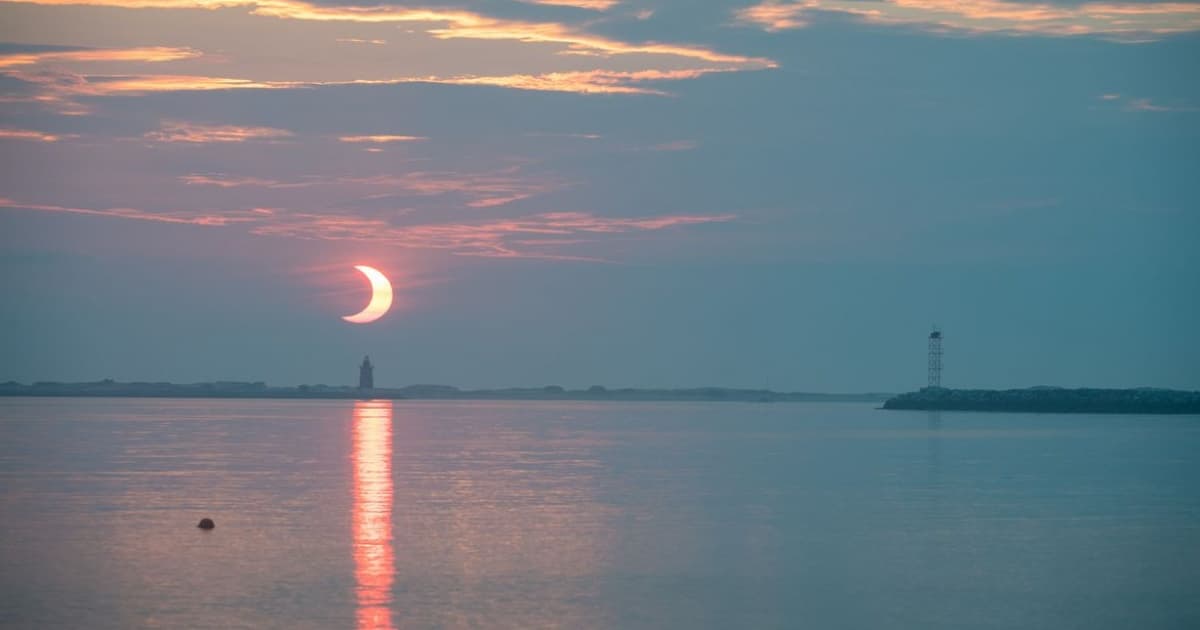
[358,356,374,390]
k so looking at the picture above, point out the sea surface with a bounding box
[1,398,1198,629]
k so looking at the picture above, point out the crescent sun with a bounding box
[342,265,393,324]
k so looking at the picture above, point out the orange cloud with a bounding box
[0,128,69,142]
[0,46,200,69]
[338,135,427,143]
[517,0,621,10]
[0,2,774,111]
[1,0,771,66]
[735,0,1200,38]
[415,67,743,95]
[145,120,294,143]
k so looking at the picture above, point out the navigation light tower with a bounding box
[928,328,943,388]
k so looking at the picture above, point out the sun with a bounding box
[342,265,393,324]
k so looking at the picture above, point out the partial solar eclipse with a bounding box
[342,265,393,324]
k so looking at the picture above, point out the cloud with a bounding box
[338,135,427,143]
[179,174,318,188]
[526,132,602,140]
[0,69,285,114]
[144,120,295,143]
[176,167,561,208]
[341,169,562,208]
[0,128,70,142]
[0,46,200,69]
[251,209,737,259]
[2,195,735,260]
[648,140,698,152]
[1,0,770,65]
[734,0,1200,39]
[1096,93,1199,112]
[0,196,267,225]
[412,67,743,95]
[0,2,774,107]
[517,0,620,10]
[1125,98,1198,112]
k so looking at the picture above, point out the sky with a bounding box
[1,0,1197,392]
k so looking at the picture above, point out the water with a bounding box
[1,398,1198,629]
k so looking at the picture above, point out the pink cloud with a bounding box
[2,195,735,260]
[338,135,427,143]
[252,210,737,259]
[0,128,72,142]
[0,196,265,226]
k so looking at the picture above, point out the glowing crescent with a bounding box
[342,265,393,324]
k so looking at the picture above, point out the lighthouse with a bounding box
[358,356,374,390]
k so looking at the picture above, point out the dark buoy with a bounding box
[197,518,215,530]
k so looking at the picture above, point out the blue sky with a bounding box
[1,0,1197,391]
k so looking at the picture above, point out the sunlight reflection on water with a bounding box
[352,400,395,630]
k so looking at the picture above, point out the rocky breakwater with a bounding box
[883,387,1200,414]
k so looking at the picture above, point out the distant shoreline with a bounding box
[883,387,1200,415]
[0,380,890,404]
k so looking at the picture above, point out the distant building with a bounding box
[359,356,374,390]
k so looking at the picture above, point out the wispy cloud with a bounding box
[734,0,1200,39]
[252,210,737,259]
[179,174,318,188]
[648,140,698,152]
[338,134,427,143]
[1097,93,1199,112]
[526,132,603,140]
[1125,98,1198,112]
[177,167,561,208]
[0,46,200,69]
[0,128,71,142]
[0,1,775,112]
[144,120,295,143]
[343,169,562,208]
[415,67,744,96]
[2,70,284,114]
[2,195,735,260]
[517,0,621,10]
[6,66,732,103]
[0,196,268,226]
[2,0,770,65]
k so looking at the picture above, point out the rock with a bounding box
[197,518,215,530]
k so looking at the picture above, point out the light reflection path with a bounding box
[352,400,395,630]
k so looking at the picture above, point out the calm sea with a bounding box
[0,398,1197,629]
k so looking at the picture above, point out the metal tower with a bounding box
[927,328,943,388]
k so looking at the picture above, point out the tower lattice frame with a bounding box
[928,329,943,388]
